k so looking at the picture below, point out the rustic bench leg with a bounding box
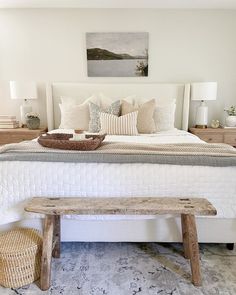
[184,214,202,286]
[52,215,61,258]
[181,214,190,259]
[40,215,54,291]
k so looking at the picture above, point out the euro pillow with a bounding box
[59,103,90,130]
[61,95,99,106]
[59,95,100,130]
[154,100,176,131]
[89,100,120,133]
[99,93,136,109]
[100,111,138,135]
[121,99,156,133]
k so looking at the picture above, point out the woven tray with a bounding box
[38,133,106,151]
[38,133,105,151]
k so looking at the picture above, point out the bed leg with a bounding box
[226,243,234,250]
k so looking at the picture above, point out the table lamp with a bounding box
[191,82,217,128]
[10,81,37,126]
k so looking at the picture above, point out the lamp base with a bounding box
[195,125,208,129]
[20,101,32,126]
[195,101,208,127]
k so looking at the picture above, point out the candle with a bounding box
[69,133,86,141]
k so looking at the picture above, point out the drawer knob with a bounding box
[208,138,212,141]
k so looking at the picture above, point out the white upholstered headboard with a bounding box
[46,82,190,131]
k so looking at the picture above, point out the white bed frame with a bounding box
[3,82,236,244]
[46,82,190,131]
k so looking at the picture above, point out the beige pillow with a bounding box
[59,103,90,130]
[100,111,138,135]
[121,99,156,133]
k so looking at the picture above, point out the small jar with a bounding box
[211,119,220,129]
[225,115,236,127]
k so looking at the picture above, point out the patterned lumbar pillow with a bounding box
[89,100,120,132]
[121,99,156,133]
[100,111,138,135]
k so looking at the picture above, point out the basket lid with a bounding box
[0,228,42,254]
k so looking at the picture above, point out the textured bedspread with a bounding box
[1,140,236,167]
[0,131,236,224]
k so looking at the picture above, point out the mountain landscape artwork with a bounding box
[86,32,149,77]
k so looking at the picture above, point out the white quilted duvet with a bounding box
[0,129,236,225]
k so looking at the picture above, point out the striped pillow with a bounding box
[100,111,138,135]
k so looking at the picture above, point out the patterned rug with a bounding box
[1,242,236,295]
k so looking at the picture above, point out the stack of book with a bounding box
[0,115,19,129]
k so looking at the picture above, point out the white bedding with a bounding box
[0,129,236,225]
[51,128,204,144]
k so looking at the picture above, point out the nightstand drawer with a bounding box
[189,127,236,147]
[199,134,224,143]
[224,134,236,146]
[0,133,35,144]
[0,128,47,145]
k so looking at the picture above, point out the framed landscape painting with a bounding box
[86,32,149,77]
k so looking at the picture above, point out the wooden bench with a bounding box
[25,197,217,290]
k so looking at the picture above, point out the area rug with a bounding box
[1,242,236,295]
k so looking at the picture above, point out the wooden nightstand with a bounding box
[189,127,236,147]
[0,128,47,145]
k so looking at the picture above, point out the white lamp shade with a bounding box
[10,81,37,100]
[191,82,217,101]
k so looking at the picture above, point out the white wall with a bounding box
[0,9,236,127]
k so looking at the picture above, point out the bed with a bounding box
[1,82,236,243]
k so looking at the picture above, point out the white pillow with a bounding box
[59,103,90,130]
[134,97,175,106]
[155,98,176,106]
[61,95,99,106]
[154,100,176,132]
[100,111,138,135]
[99,93,136,109]
[59,95,100,130]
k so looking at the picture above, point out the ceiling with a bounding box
[0,0,236,9]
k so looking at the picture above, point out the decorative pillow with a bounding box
[61,95,99,106]
[59,103,90,130]
[121,99,156,133]
[59,95,100,130]
[100,111,138,135]
[154,101,176,131]
[89,100,120,132]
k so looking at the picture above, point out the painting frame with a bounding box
[86,32,149,77]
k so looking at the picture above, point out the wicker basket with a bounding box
[0,228,42,288]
